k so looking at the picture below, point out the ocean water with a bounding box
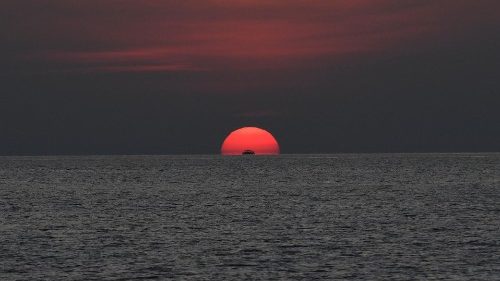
[0,154,499,280]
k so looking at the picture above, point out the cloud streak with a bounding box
[2,0,499,73]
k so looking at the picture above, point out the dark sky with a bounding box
[1,0,499,155]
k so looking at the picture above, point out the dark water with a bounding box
[0,154,499,280]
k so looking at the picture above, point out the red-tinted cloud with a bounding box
[3,0,499,73]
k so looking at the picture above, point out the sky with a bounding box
[1,0,499,155]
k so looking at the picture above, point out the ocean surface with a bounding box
[0,153,499,280]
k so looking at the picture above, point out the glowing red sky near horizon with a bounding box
[4,0,499,74]
[221,127,280,155]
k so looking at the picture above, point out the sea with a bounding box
[0,153,499,280]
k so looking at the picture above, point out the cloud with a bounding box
[2,0,499,73]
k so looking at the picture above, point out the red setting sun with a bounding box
[221,127,280,155]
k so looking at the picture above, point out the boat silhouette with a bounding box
[242,150,255,155]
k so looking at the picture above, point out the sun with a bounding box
[221,127,280,155]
